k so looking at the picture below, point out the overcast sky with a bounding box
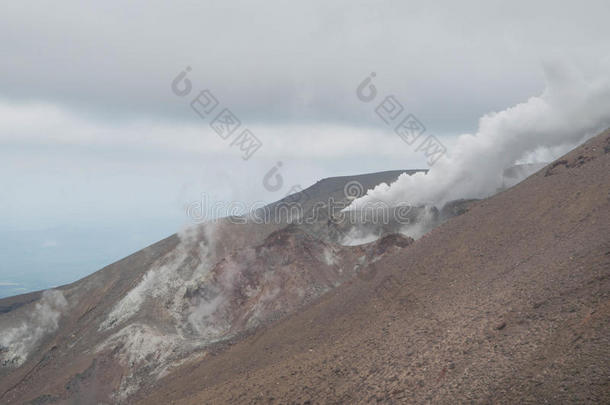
[1,0,609,294]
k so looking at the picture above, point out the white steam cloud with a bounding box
[0,289,68,367]
[100,223,217,330]
[349,63,610,210]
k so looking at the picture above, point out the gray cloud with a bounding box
[349,63,610,209]
[2,0,609,132]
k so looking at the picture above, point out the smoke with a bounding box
[96,224,220,399]
[340,230,380,246]
[0,289,68,367]
[349,63,610,210]
[398,206,439,240]
[185,252,253,339]
[100,223,217,330]
[187,293,229,339]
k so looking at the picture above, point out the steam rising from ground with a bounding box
[100,223,217,330]
[349,63,610,209]
[0,290,67,367]
[97,223,219,400]
[398,206,439,240]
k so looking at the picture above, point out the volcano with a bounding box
[0,130,609,404]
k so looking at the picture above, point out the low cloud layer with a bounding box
[2,1,609,128]
[2,1,609,296]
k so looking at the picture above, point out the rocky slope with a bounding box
[0,170,420,403]
[135,130,610,404]
[1,131,608,404]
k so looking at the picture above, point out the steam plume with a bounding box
[349,63,610,210]
[0,289,67,367]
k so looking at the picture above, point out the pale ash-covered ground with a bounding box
[0,132,608,403]
[0,170,422,403]
[138,131,610,404]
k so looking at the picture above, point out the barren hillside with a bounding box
[138,131,610,404]
[1,132,608,404]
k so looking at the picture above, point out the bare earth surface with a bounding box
[0,131,608,404]
[0,171,415,403]
[137,131,610,404]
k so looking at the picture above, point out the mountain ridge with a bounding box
[1,131,608,403]
[137,130,610,404]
